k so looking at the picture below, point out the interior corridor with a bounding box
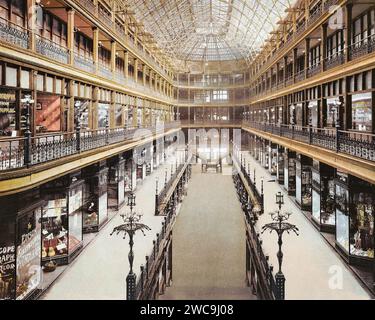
[161,163,255,300]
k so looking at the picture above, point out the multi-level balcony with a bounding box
[0,122,180,171]
[243,121,375,163]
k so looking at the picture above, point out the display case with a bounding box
[335,171,374,266]
[82,164,108,233]
[124,157,134,193]
[42,173,84,264]
[276,146,284,185]
[284,149,296,196]
[311,160,335,232]
[269,143,278,176]
[261,140,269,169]
[107,156,126,210]
[295,154,312,211]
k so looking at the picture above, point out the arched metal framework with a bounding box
[129,0,296,63]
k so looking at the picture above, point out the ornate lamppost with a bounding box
[20,95,34,167]
[110,193,151,300]
[261,192,299,300]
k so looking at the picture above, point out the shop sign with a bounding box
[0,244,16,300]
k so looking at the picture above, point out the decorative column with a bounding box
[111,41,116,75]
[304,38,310,78]
[345,3,353,62]
[292,48,298,82]
[67,8,75,65]
[27,0,36,51]
[93,27,99,73]
[124,51,129,78]
[321,23,328,72]
[143,64,147,86]
[283,56,288,84]
[134,58,138,83]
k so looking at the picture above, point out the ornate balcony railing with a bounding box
[232,167,278,300]
[98,63,113,80]
[74,54,95,73]
[349,36,375,61]
[35,35,69,64]
[0,17,29,49]
[243,121,375,162]
[307,62,321,78]
[0,122,180,172]
[325,52,345,70]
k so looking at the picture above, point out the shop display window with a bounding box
[270,147,277,175]
[308,100,318,127]
[35,94,61,134]
[321,179,335,226]
[335,182,349,252]
[312,188,321,222]
[0,215,16,300]
[83,168,108,231]
[75,100,90,130]
[16,207,42,299]
[295,103,303,126]
[68,186,83,253]
[352,92,372,132]
[98,103,109,128]
[0,89,16,136]
[42,193,69,261]
[350,190,374,258]
[326,97,341,127]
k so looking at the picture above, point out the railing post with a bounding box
[261,179,264,214]
[75,114,81,152]
[22,97,33,167]
[105,115,109,145]
[145,256,149,278]
[155,178,159,215]
[335,126,340,153]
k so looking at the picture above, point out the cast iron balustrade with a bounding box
[98,10,113,29]
[0,138,26,170]
[349,36,375,60]
[243,121,375,163]
[77,0,96,13]
[0,17,29,49]
[0,123,179,171]
[325,52,345,70]
[232,172,278,300]
[35,35,70,64]
[74,53,95,73]
[307,62,322,78]
[324,0,340,11]
[135,163,189,299]
[295,70,305,82]
[98,63,113,80]
[306,4,322,28]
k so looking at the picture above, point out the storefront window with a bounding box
[308,100,318,127]
[115,105,122,127]
[295,103,303,126]
[335,183,349,252]
[98,103,109,128]
[16,208,42,299]
[42,193,69,261]
[0,215,16,300]
[352,92,372,132]
[75,100,90,130]
[0,89,17,136]
[68,185,83,254]
[36,94,61,134]
[326,97,341,127]
[350,191,374,258]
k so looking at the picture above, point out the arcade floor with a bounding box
[40,153,371,300]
